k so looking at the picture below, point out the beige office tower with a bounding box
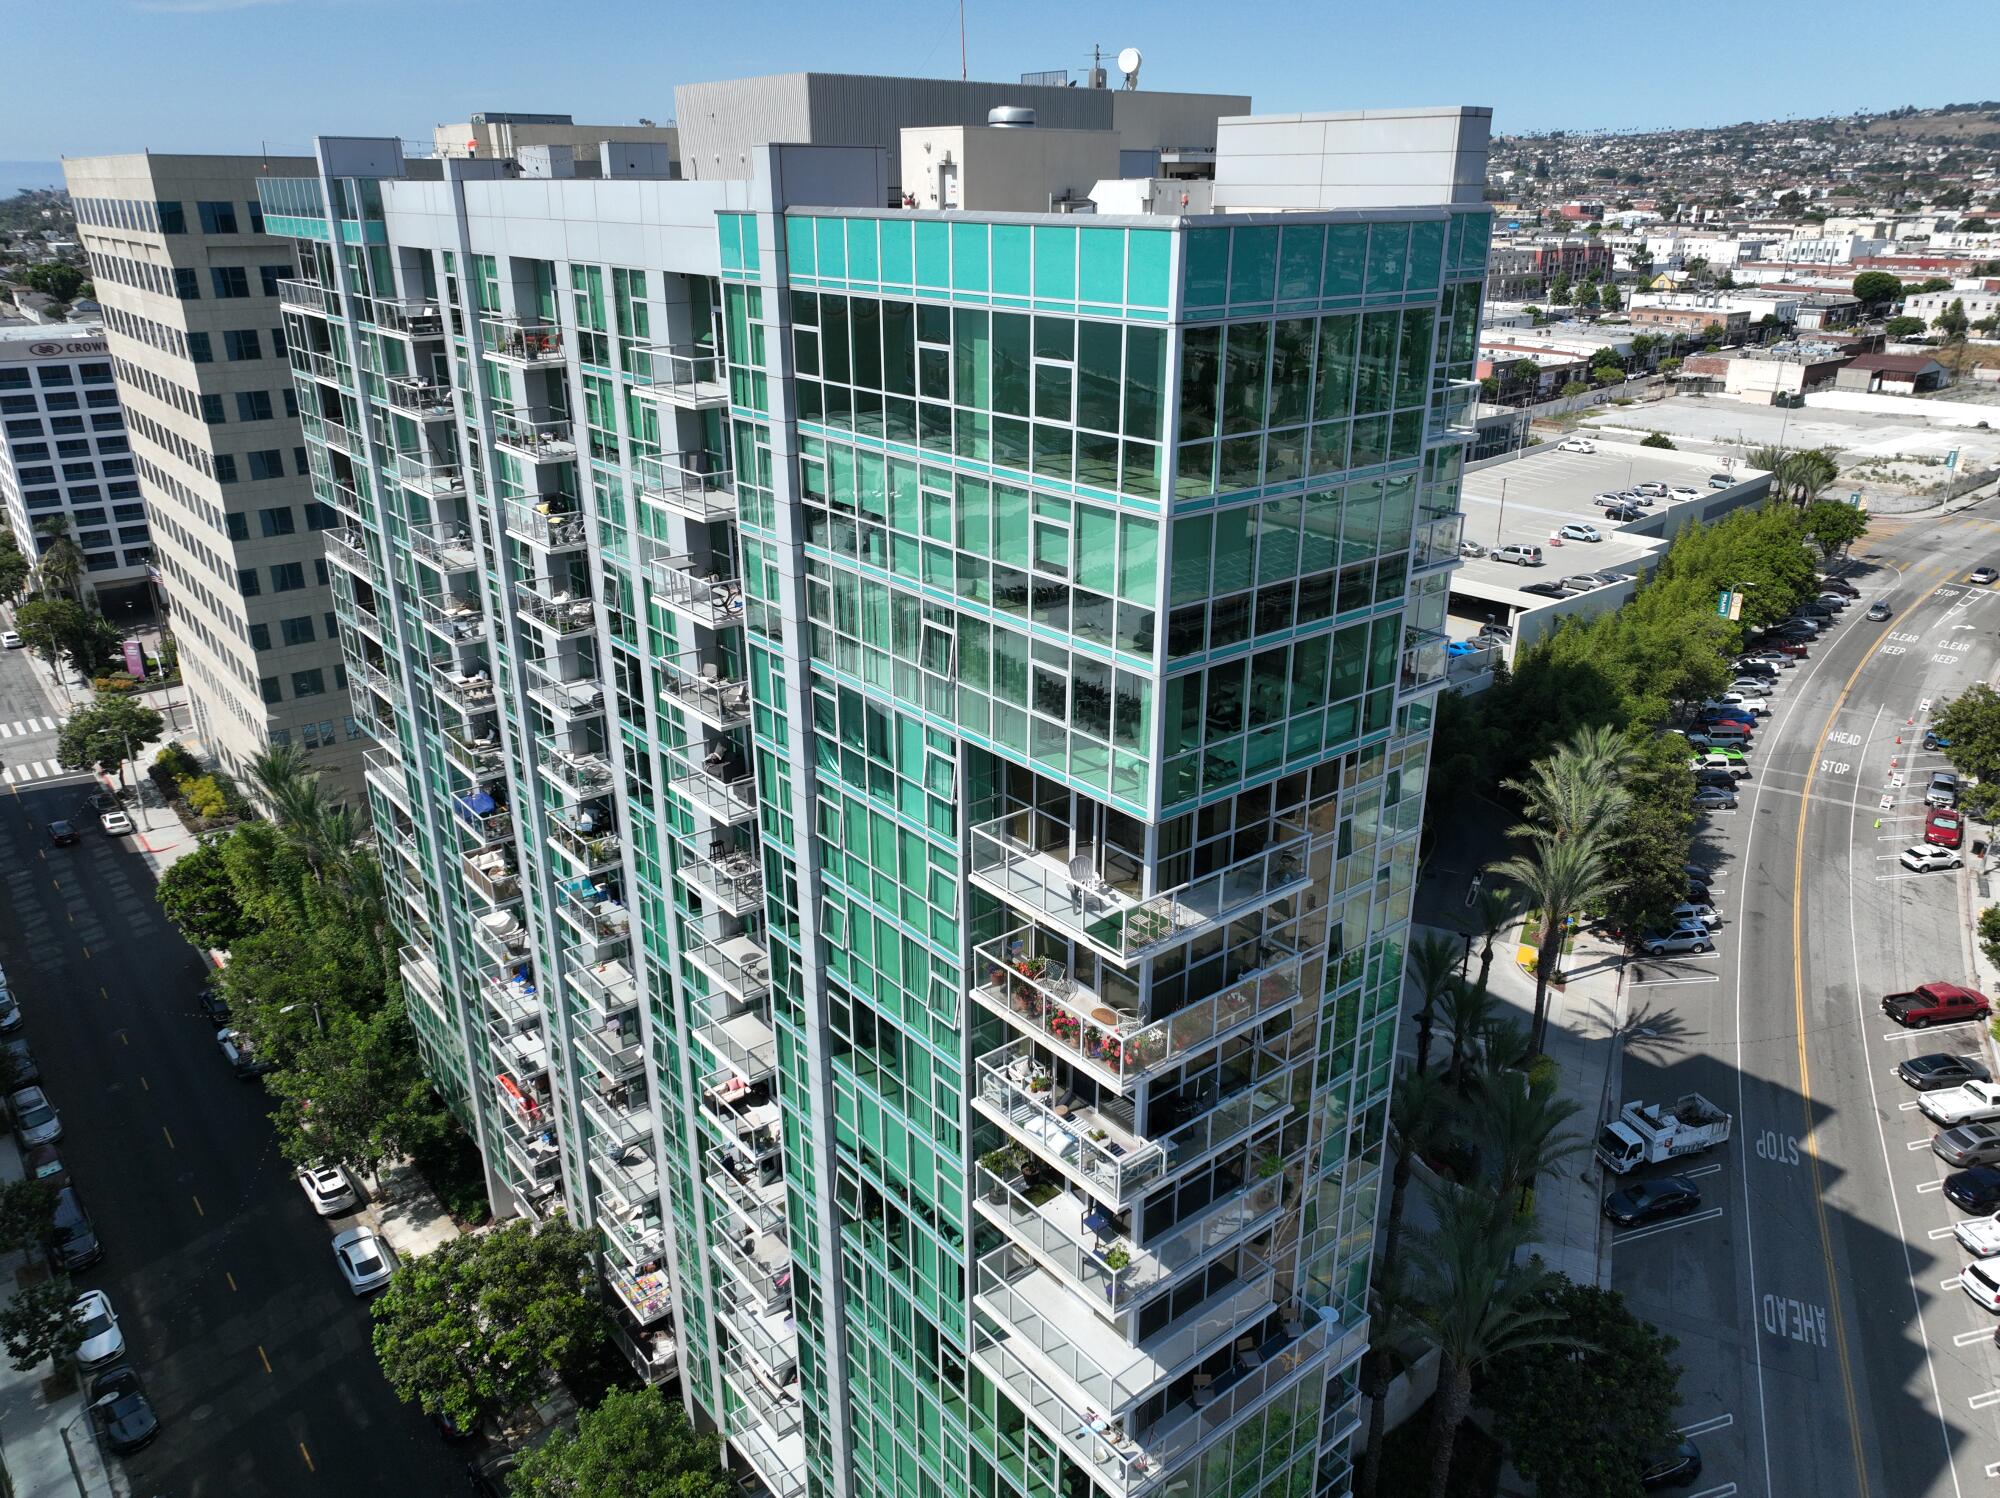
[61,153,365,797]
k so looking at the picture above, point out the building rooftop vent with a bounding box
[987,106,1036,129]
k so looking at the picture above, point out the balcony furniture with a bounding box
[1067,853,1103,916]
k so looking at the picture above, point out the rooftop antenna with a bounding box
[959,1,967,81]
[1117,46,1142,91]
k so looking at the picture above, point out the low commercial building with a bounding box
[1904,287,2000,326]
[1626,303,1751,341]
[1836,353,1950,394]
[1677,346,1852,401]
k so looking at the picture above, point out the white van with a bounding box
[1494,544,1544,567]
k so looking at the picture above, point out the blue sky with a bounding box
[10,0,1998,161]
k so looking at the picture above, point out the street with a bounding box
[0,648,466,1493]
[1612,506,2000,1498]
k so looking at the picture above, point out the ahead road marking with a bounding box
[1615,1207,1725,1243]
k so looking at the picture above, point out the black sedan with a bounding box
[196,986,231,1025]
[46,820,76,847]
[1640,1437,1703,1490]
[1901,1054,1989,1092]
[1603,1176,1702,1228]
[1944,1166,2000,1213]
[88,1364,160,1453]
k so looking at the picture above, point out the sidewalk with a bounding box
[0,1135,129,1498]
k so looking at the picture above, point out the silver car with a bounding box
[1935,1122,2000,1168]
[332,1226,398,1295]
[1692,785,1739,811]
[10,1086,60,1147]
[1640,928,1713,956]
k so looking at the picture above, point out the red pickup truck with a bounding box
[1883,983,1991,1029]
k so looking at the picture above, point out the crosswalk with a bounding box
[0,717,56,739]
[0,759,73,785]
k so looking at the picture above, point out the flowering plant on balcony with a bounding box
[1048,1010,1081,1044]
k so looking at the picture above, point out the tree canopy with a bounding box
[16,598,117,680]
[156,835,252,950]
[1935,684,2000,784]
[56,693,165,779]
[1802,499,1868,562]
[507,1387,730,1498]
[20,264,84,303]
[1851,270,1903,308]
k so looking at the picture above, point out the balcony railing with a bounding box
[668,758,757,826]
[483,972,539,1031]
[629,344,729,407]
[556,879,632,944]
[1411,512,1464,575]
[687,934,772,1007]
[974,1040,1165,1206]
[644,546,746,630]
[502,497,588,550]
[411,521,477,573]
[1428,377,1480,442]
[393,451,465,497]
[731,1408,808,1498]
[580,1082,652,1156]
[972,931,1303,1093]
[481,315,566,366]
[323,526,386,590]
[577,1020,646,1081]
[657,651,750,730]
[1400,627,1449,697]
[715,1228,792,1315]
[607,1262,674,1326]
[523,654,605,718]
[598,1189,667,1269]
[276,278,339,317]
[722,1341,802,1439]
[568,949,640,1026]
[491,408,577,463]
[364,296,444,338]
[548,812,620,873]
[294,347,349,387]
[707,1150,787,1241]
[516,582,597,637]
[701,1076,781,1166]
[717,1280,799,1387]
[384,375,453,418]
[431,658,498,712]
[417,589,484,645]
[970,808,1309,967]
[540,735,616,797]
[678,844,763,919]
[694,997,777,1083]
[363,747,411,810]
[463,846,522,906]
[1151,1055,1310,1181]
[635,453,737,522]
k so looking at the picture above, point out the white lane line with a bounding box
[1687,1484,1738,1498]
[1681,1163,1725,1179]
[1902,1100,1922,1110]
[1629,974,1722,988]
[1614,1206,1726,1244]
[1912,1138,1937,1150]
[1971,1390,2000,1411]
[1885,1025,1990,1042]
[1933,1225,1963,1240]
[1679,1412,1735,1438]
[1920,1180,1946,1194]
[1944,1275,1966,1290]
[1957,1329,1992,1346]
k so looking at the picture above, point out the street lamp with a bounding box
[280,1001,325,1035]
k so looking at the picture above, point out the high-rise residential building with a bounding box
[61,154,364,790]
[264,81,1488,1498]
[0,321,153,619]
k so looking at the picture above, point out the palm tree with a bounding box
[1488,832,1624,1055]
[1504,725,1635,845]
[1470,883,1519,998]
[32,517,84,602]
[1470,1068,1586,1210]
[1436,980,1499,1095]
[1355,1262,1418,1498]
[1405,934,1463,1076]
[1411,1185,1586,1498]
[246,742,315,808]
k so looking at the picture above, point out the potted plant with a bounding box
[1102,1243,1132,1272]
[1256,1150,1284,1178]
[1088,1127,1108,1143]
[1029,1075,1052,1093]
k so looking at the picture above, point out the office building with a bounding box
[0,321,152,619]
[62,153,364,791]
[263,80,1487,1498]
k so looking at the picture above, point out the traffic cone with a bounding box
[1874,819,1882,828]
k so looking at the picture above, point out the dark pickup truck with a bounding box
[1884,983,1991,1029]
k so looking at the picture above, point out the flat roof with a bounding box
[0,321,104,346]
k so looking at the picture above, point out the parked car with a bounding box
[1558,438,1597,453]
[1867,601,1892,621]
[71,1290,124,1368]
[99,811,133,836]
[1936,1123,2000,1168]
[1797,601,1835,621]
[1734,657,1779,678]
[1593,492,1626,509]
[1820,577,1861,598]
[1694,769,1739,792]
[1902,844,1965,873]
[1494,544,1544,566]
[216,1028,274,1080]
[2,1038,39,1088]
[1884,982,1991,1029]
[1971,567,1999,585]
[1557,522,1602,543]
[1584,571,1628,587]
[298,1165,358,1217]
[46,1187,100,1271]
[1692,786,1739,811]
[1703,725,1752,750]
[10,1087,59,1147]
[1707,473,1733,489]
[46,821,76,847]
[1946,1166,2000,1213]
[1668,485,1699,502]
[1927,771,1960,808]
[1560,575,1603,594]
[1816,592,1850,610]
[1774,619,1819,639]
[1520,582,1569,599]
[0,631,20,650]
[196,987,231,1025]
[1640,928,1713,956]
[1602,1176,1702,1227]
[1640,1437,1704,1490]
[1458,540,1486,559]
[1926,809,1964,849]
[333,1226,398,1295]
[1964,1257,2000,1311]
[86,1365,159,1455]
[1604,501,1643,522]
[22,1143,66,1192]
[1706,692,1769,715]
[1669,902,1720,928]
[1958,1210,2000,1258]
[0,991,19,1034]
[1919,1078,2000,1126]
[1899,1054,1991,1092]
[1635,481,1669,498]
[1767,639,1809,657]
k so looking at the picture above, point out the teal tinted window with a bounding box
[1076,321,1121,433]
[1278,225,1324,301]
[1457,211,1492,270]
[848,219,880,282]
[915,221,950,287]
[786,216,815,276]
[1365,223,1410,295]
[1315,315,1357,420]
[881,219,914,285]
[1076,507,1116,593]
[1124,326,1165,441]
[1229,226,1278,304]
[816,218,848,279]
[741,214,759,268]
[1180,326,1220,441]
[1324,225,1367,298]
[1222,323,1270,434]
[1406,219,1444,292]
[951,222,988,292]
[1184,229,1229,307]
[719,213,743,271]
[1128,230,1170,308]
[1080,229,1124,304]
[1033,226,1076,300]
[993,225,1031,296]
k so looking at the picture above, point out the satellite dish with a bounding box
[1117,46,1142,88]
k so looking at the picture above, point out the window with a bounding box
[223,330,262,361]
[301,720,327,750]
[246,200,264,234]
[211,267,250,299]
[282,389,297,418]
[225,513,249,541]
[259,265,287,299]
[324,611,338,637]
[0,396,34,416]
[270,561,305,592]
[313,559,329,586]
[214,454,239,483]
[187,332,213,363]
[248,623,271,650]
[257,504,295,536]
[237,567,261,597]
[246,450,284,482]
[118,525,149,545]
[270,326,286,358]
[236,391,273,422]
[292,446,308,475]
[89,413,122,433]
[200,394,226,425]
[279,615,314,646]
[80,363,112,385]
[289,668,325,698]
[258,675,281,704]
[0,369,24,389]
[4,421,42,439]
[173,269,200,300]
[157,201,186,234]
[36,367,72,388]
[343,716,363,741]
[267,727,290,746]
[197,201,238,234]
[303,502,335,530]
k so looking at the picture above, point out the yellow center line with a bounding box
[225,1271,237,1293]
[191,1194,203,1218]
[138,1076,147,1092]
[298,1443,315,1472]
[161,1126,173,1150]
[257,1344,271,1374]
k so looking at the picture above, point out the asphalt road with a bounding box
[0,657,467,1493]
[1611,507,2000,1498]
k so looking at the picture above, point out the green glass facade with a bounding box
[265,141,1483,1498]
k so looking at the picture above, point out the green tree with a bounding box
[1700,320,1726,347]
[508,1387,729,1498]
[1489,835,1623,1056]
[1640,431,1675,449]
[1852,270,1904,309]
[1935,684,2000,783]
[1488,1280,1684,1498]
[20,264,83,303]
[1598,280,1621,312]
[1915,276,1954,294]
[1437,979,1500,1095]
[1935,298,1970,338]
[1575,282,1600,312]
[1411,1186,1584,1498]
[0,535,29,606]
[372,1218,610,1431]
[1884,315,1926,337]
[1406,934,1464,1077]
[1470,1067,1586,1208]
[14,598,116,680]
[1607,736,1696,936]
[0,1279,81,1373]
[1803,499,1869,562]
[55,693,165,783]
[156,834,253,950]
[31,517,85,602]
[1560,380,1589,398]
[0,1179,56,1255]
[1658,356,1682,375]
[1590,362,1623,385]
[221,922,387,1069]
[1979,907,2000,972]
[1548,271,1572,305]
[266,999,449,1176]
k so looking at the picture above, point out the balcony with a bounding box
[483,970,539,1031]
[470,908,531,971]
[722,1341,802,1440]
[707,1149,786,1241]
[718,1279,799,1388]
[607,1261,674,1327]
[970,808,1309,967]
[975,1164,1285,1315]
[555,878,632,946]
[400,948,447,1023]
[644,547,746,631]
[502,497,588,550]
[1411,512,1464,575]
[516,581,596,639]
[524,654,605,720]
[694,995,777,1084]
[363,747,411,812]
[714,1226,792,1316]
[394,451,466,499]
[687,934,772,1008]
[463,845,522,906]
[678,843,763,919]
[363,296,445,339]
[432,657,498,713]
[342,590,385,644]
[450,784,512,845]
[669,758,757,826]
[1400,627,1448,697]
[548,809,620,874]
[540,735,616,798]
[576,1018,645,1082]
[417,589,484,646]
[412,524,478,576]
[972,932,1303,1094]
[701,1076,782,1168]
[598,1188,666,1269]
[491,1022,550,1093]
[657,651,750,731]
[610,1316,679,1389]
[323,527,386,591]
[385,375,453,419]
[316,413,367,461]
[630,344,729,408]
[499,1125,562,1193]
[580,1080,652,1159]
[491,408,577,464]
[490,1070,554,1142]
[1428,377,1480,443]
[636,453,736,523]
[731,1414,808,1498]
[973,1040,1165,1206]
[276,278,339,317]
[293,347,350,389]
[568,947,639,1027]
[1151,1055,1310,1182]
[481,315,566,367]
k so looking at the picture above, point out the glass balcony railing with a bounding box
[481,314,566,366]
[1428,378,1480,441]
[502,496,587,549]
[293,347,349,387]
[394,451,466,497]
[384,375,453,418]
[548,811,620,873]
[706,1149,787,1241]
[363,295,445,338]
[717,1279,799,1387]
[1411,512,1464,574]
[657,651,750,730]
[972,930,1303,1092]
[579,1081,651,1157]
[722,1341,802,1439]
[678,844,763,919]
[629,344,728,407]
[463,844,522,907]
[516,581,596,637]
[416,589,484,645]
[539,735,616,798]
[700,1074,782,1167]
[606,1261,674,1327]
[276,278,339,317]
[714,1227,792,1315]
[363,746,410,809]
[1151,1056,1311,1181]
[411,521,477,573]
[576,1016,645,1081]
[635,453,736,522]
[970,809,1309,967]
[643,546,746,630]
[323,527,386,590]
[687,934,772,1007]
[597,1189,667,1269]
[974,1040,1164,1206]
[567,947,639,1026]
[491,408,577,463]
[731,1410,808,1498]
[668,758,757,825]
[694,995,777,1083]
[523,653,605,719]
[1399,627,1449,697]
[431,657,498,713]
[482,970,538,1031]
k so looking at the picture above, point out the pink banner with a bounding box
[122,640,146,678]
